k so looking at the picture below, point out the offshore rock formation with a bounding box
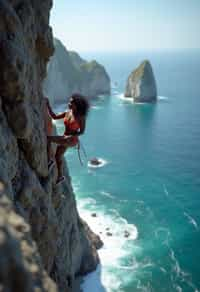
[43,38,111,104]
[0,1,102,291]
[125,60,157,102]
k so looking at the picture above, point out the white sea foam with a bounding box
[119,199,129,203]
[78,198,97,209]
[88,158,108,168]
[184,212,198,230]
[91,105,102,110]
[170,249,198,292]
[77,198,139,292]
[160,267,167,274]
[169,248,199,291]
[158,96,169,101]
[163,184,169,197]
[117,93,133,102]
[170,249,182,277]
[100,191,115,199]
[115,93,169,104]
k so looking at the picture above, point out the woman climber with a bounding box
[45,94,90,185]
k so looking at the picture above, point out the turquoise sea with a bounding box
[55,50,200,292]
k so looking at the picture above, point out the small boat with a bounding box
[89,157,101,166]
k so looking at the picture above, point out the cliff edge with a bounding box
[0,1,102,291]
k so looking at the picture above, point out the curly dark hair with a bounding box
[70,93,90,117]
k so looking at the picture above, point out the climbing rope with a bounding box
[77,140,87,166]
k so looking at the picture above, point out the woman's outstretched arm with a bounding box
[45,97,65,119]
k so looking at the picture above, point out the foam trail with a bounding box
[163,184,169,197]
[184,212,198,230]
[116,93,155,105]
[158,96,169,101]
[116,93,169,104]
[169,249,199,291]
[91,105,102,110]
[160,267,167,274]
[100,191,115,199]
[118,93,133,102]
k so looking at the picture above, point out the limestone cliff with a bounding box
[43,38,111,104]
[0,1,102,291]
[125,60,157,102]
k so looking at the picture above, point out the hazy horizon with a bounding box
[50,0,200,52]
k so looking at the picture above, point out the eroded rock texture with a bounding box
[0,1,101,291]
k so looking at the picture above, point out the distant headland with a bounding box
[43,38,111,104]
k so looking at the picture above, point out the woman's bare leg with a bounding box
[55,145,68,182]
[48,135,77,182]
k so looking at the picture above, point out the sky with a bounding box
[50,0,200,52]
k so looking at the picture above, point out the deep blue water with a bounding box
[55,50,200,292]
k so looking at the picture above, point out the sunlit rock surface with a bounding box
[125,60,157,102]
[0,1,102,291]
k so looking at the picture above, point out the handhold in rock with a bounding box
[91,213,97,217]
[106,232,112,236]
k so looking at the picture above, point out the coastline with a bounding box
[75,196,138,292]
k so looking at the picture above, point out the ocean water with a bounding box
[54,49,200,292]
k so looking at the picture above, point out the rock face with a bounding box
[43,38,111,104]
[0,1,101,291]
[125,60,157,102]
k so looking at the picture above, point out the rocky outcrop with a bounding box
[125,60,157,102]
[43,38,111,104]
[0,1,101,291]
[0,194,57,292]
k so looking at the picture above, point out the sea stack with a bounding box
[125,60,157,102]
